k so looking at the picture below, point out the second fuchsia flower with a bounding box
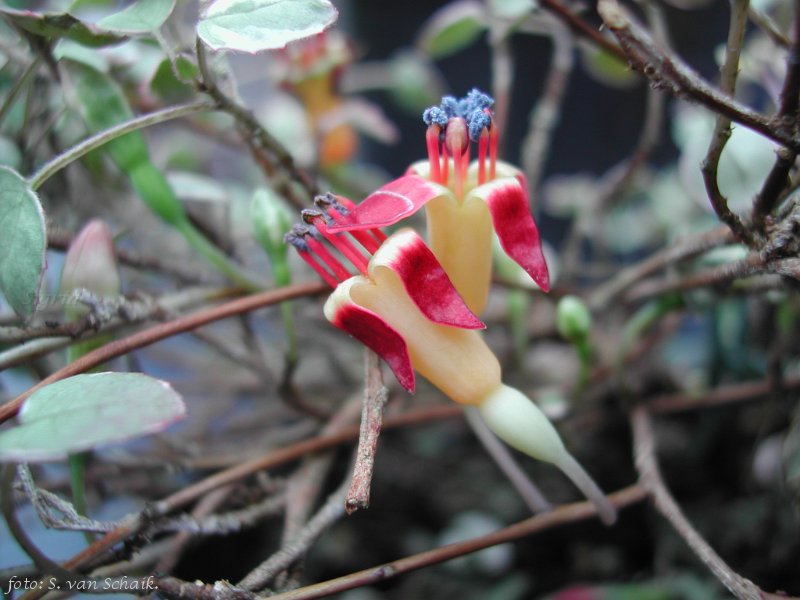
[285,90,615,524]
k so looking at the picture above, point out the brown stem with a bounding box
[590,227,735,309]
[598,0,798,152]
[264,485,646,600]
[538,0,626,62]
[751,4,800,228]
[630,405,790,600]
[345,350,388,514]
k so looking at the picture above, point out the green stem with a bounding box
[174,219,263,292]
[0,55,42,131]
[273,260,297,367]
[27,100,215,191]
[68,452,94,544]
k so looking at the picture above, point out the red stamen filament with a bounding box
[305,236,352,281]
[489,124,499,181]
[297,250,339,288]
[331,196,388,244]
[426,125,442,183]
[477,130,489,185]
[313,219,370,275]
[440,143,449,187]
[323,200,382,254]
[454,142,469,201]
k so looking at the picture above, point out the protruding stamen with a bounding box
[489,119,499,181]
[303,209,369,275]
[319,194,382,254]
[425,125,442,184]
[440,142,449,187]
[303,229,353,282]
[333,195,388,243]
[477,127,489,185]
[286,226,342,287]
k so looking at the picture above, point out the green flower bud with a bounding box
[556,295,592,342]
[250,188,292,264]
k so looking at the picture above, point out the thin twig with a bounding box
[590,226,735,309]
[238,477,350,591]
[264,485,647,600]
[623,253,767,303]
[463,406,552,513]
[538,0,626,62]
[27,100,215,191]
[751,6,800,228]
[597,0,799,152]
[0,281,327,424]
[283,398,362,544]
[700,0,754,243]
[0,286,239,370]
[345,350,388,514]
[20,405,462,594]
[648,373,800,414]
[630,405,781,600]
[521,15,574,200]
[153,486,233,575]
[194,38,318,208]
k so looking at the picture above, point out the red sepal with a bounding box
[327,175,443,232]
[374,229,484,329]
[484,180,550,292]
[330,302,415,392]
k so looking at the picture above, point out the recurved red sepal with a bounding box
[484,180,550,292]
[330,302,415,392]
[375,229,484,329]
[327,175,442,232]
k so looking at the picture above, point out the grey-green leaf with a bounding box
[0,373,186,462]
[0,7,124,47]
[97,0,176,34]
[197,0,338,54]
[0,167,46,318]
[417,0,486,59]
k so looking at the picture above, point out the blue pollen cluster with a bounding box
[422,88,495,142]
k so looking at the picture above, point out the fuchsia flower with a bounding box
[327,89,549,315]
[285,91,615,524]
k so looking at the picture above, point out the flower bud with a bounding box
[251,188,292,264]
[478,383,567,465]
[60,219,121,300]
[556,295,592,342]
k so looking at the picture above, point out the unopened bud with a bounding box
[478,383,566,465]
[60,219,121,299]
[251,188,292,263]
[556,295,592,342]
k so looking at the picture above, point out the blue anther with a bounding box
[423,106,448,127]
[468,111,491,142]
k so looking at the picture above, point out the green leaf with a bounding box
[0,166,46,318]
[0,7,124,47]
[417,0,486,59]
[0,373,186,462]
[580,44,637,89]
[150,57,198,102]
[97,0,176,34]
[197,0,338,54]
